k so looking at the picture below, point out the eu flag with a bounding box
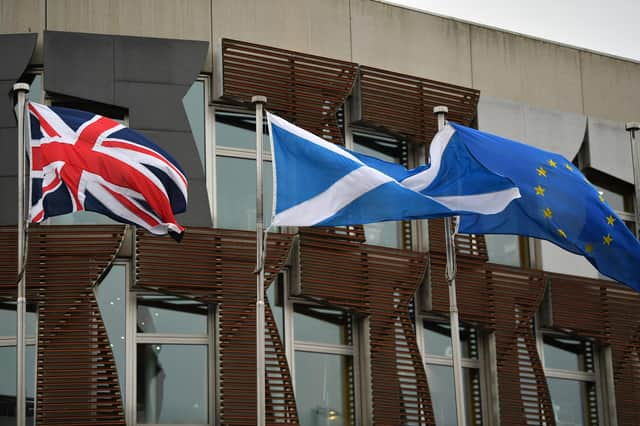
[450,123,640,292]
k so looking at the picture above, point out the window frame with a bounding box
[415,313,495,425]
[535,325,611,426]
[121,259,217,426]
[276,272,366,425]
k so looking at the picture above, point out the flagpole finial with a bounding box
[252,95,267,104]
[13,82,30,93]
[433,105,448,114]
[626,122,640,133]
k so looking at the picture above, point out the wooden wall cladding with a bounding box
[355,66,480,144]
[135,227,296,425]
[298,229,434,425]
[0,225,126,425]
[220,39,358,145]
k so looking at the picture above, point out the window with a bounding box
[213,110,273,230]
[268,275,362,426]
[485,234,530,267]
[350,130,407,248]
[420,320,485,425]
[540,333,601,426]
[0,303,37,425]
[97,261,215,425]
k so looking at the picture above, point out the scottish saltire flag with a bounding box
[448,123,640,291]
[28,102,188,240]
[267,113,521,227]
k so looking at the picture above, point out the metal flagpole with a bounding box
[434,105,467,426]
[14,82,30,426]
[625,121,640,238]
[252,95,267,426]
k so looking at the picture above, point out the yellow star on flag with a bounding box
[565,163,573,172]
[535,185,545,196]
[548,159,557,168]
[607,215,615,226]
[599,193,605,202]
[537,167,547,177]
[585,243,593,253]
[558,229,567,238]
[603,234,613,246]
[543,208,553,218]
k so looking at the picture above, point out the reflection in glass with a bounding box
[215,111,271,153]
[216,157,273,230]
[294,305,351,346]
[0,304,37,337]
[295,351,354,426]
[267,276,285,342]
[425,365,482,426]
[423,322,479,359]
[485,234,521,266]
[96,264,126,395]
[547,378,598,426]
[183,80,206,167]
[0,345,36,425]
[137,344,208,424]
[353,132,403,248]
[137,295,207,335]
[543,336,594,372]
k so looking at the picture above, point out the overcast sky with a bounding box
[381,0,640,62]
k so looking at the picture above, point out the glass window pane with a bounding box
[0,345,36,425]
[294,351,354,426]
[423,322,479,359]
[215,111,271,153]
[183,80,206,168]
[0,303,37,337]
[96,264,127,395]
[543,335,594,372]
[137,344,208,424]
[294,305,351,346]
[28,74,43,103]
[547,378,598,426]
[425,365,483,426]
[485,234,521,266]
[137,295,207,335]
[216,157,273,230]
[267,276,285,342]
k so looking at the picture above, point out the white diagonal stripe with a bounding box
[401,124,456,192]
[272,166,394,226]
[432,187,521,214]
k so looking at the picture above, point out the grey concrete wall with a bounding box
[470,26,584,113]
[211,0,352,63]
[0,0,44,64]
[349,0,472,86]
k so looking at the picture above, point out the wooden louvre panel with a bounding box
[298,229,435,425]
[428,220,556,424]
[219,38,358,144]
[548,273,640,425]
[135,227,296,425]
[0,225,127,425]
[354,66,480,144]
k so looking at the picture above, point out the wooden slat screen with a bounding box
[549,273,640,425]
[299,229,434,425]
[0,225,126,425]
[356,66,480,144]
[135,227,296,425]
[220,39,358,144]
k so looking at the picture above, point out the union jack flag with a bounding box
[28,102,188,239]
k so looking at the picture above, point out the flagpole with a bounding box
[14,82,30,426]
[434,106,467,426]
[625,121,640,238]
[252,95,267,426]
